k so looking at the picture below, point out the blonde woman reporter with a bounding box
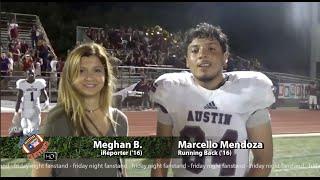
[32,43,128,177]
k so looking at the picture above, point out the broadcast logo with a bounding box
[21,134,49,159]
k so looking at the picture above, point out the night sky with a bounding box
[2,2,313,76]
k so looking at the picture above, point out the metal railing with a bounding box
[76,25,104,43]
[36,16,58,60]
[0,12,38,21]
[115,66,189,89]
[262,71,319,83]
[1,67,318,103]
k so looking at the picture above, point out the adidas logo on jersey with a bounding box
[204,101,217,110]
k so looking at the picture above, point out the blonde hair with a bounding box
[58,43,116,136]
[7,52,13,58]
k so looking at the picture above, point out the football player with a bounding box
[9,68,49,137]
[308,81,318,110]
[150,23,275,177]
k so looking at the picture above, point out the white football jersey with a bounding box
[150,71,275,177]
[16,79,46,110]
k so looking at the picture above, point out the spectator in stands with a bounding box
[38,41,50,75]
[15,39,21,50]
[39,41,50,58]
[36,26,44,42]
[147,52,157,65]
[10,43,21,68]
[1,52,10,89]
[22,54,34,72]
[137,55,146,67]
[8,41,14,52]
[124,53,134,66]
[30,25,37,49]
[133,77,150,110]
[96,29,106,45]
[6,52,14,76]
[140,78,151,110]
[85,27,92,40]
[32,49,43,66]
[308,81,318,110]
[101,29,107,42]
[47,52,56,72]
[50,55,58,89]
[20,40,29,56]
[271,79,279,109]
[8,20,19,41]
[146,79,155,109]
[34,59,42,77]
[56,56,65,88]
[81,25,264,69]
[85,27,94,41]
[56,56,65,73]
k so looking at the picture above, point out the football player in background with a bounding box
[9,68,49,138]
[308,81,318,110]
[150,23,275,177]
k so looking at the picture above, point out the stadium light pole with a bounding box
[290,2,315,78]
[308,3,320,79]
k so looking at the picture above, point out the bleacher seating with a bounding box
[1,12,319,108]
[0,12,37,52]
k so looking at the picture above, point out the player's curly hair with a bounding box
[58,42,116,136]
[183,22,229,54]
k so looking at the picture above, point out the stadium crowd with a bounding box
[1,18,65,90]
[1,19,319,111]
[79,25,263,71]
[1,20,277,98]
[2,22,264,88]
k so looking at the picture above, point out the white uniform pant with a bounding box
[309,95,318,109]
[20,108,41,135]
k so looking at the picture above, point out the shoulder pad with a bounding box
[222,71,275,113]
[225,71,273,87]
[35,79,46,89]
[16,79,26,89]
[154,71,192,88]
[150,71,192,108]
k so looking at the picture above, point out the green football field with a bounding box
[1,136,320,177]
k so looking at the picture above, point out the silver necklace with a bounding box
[85,107,100,113]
